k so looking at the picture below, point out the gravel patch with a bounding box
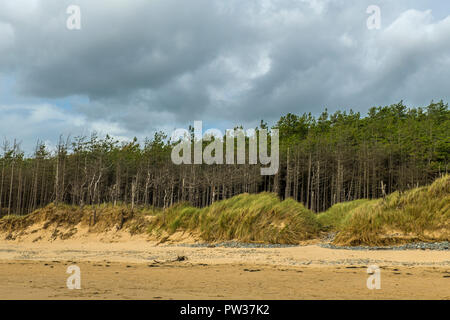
[174,241,449,251]
[173,241,298,249]
[320,241,450,251]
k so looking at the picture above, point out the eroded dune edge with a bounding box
[0,175,448,247]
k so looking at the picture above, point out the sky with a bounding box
[0,0,450,153]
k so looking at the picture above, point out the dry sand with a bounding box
[0,236,449,299]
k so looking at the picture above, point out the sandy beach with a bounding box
[0,239,448,299]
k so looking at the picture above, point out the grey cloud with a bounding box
[0,0,450,145]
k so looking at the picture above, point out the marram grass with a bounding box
[332,175,450,245]
[148,192,320,244]
[317,199,375,230]
[1,175,448,246]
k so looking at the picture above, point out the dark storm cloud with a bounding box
[10,1,257,98]
[1,0,450,149]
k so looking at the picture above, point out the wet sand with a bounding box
[0,260,448,299]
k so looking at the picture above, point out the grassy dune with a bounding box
[330,175,450,245]
[0,193,320,244]
[149,193,320,244]
[317,199,376,231]
[0,175,448,246]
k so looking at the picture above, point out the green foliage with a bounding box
[0,101,448,216]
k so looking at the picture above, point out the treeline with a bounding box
[0,101,448,216]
